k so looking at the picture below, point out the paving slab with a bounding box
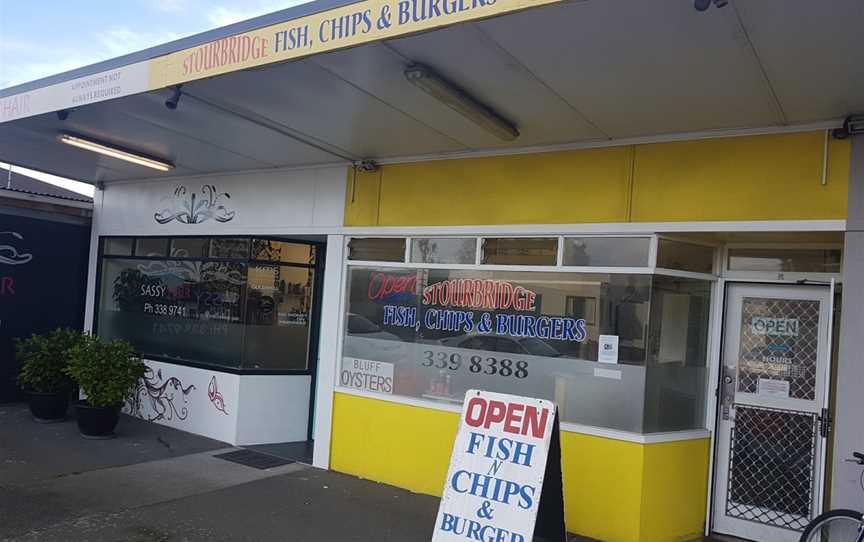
[0,448,305,539]
[0,403,225,485]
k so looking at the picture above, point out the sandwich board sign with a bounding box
[432,390,566,542]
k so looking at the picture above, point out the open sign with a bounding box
[751,317,799,337]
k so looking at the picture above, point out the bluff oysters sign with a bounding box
[433,390,565,542]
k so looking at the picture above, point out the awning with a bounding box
[0,0,861,183]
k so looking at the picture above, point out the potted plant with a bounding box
[64,335,145,439]
[16,328,81,422]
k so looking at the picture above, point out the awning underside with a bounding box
[1,0,862,183]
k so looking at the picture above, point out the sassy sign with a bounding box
[432,390,565,542]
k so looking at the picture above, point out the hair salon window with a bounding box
[96,236,320,373]
[340,236,715,434]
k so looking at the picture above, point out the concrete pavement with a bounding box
[0,404,735,541]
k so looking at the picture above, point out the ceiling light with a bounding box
[404,64,519,141]
[58,133,174,172]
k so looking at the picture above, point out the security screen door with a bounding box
[713,283,832,542]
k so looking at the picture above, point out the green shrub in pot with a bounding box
[16,328,82,422]
[64,335,146,438]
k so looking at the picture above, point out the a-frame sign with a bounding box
[432,390,566,542]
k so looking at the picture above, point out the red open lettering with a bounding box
[464,396,549,439]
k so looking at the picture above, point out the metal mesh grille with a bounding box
[737,297,820,400]
[726,405,817,531]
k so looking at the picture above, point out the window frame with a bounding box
[721,242,844,282]
[93,234,325,376]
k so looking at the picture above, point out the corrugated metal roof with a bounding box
[0,170,93,203]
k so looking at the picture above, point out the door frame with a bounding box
[706,278,838,539]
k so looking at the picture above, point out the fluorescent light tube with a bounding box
[58,133,174,172]
[405,64,519,142]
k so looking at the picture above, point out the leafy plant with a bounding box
[64,336,146,408]
[16,328,82,393]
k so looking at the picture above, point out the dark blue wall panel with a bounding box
[0,213,90,402]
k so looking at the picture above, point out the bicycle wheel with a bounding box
[800,509,864,542]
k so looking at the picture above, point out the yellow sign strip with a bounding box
[149,0,563,89]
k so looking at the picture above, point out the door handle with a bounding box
[721,367,736,421]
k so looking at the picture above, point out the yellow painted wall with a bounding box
[345,132,850,226]
[330,392,711,542]
[640,439,711,542]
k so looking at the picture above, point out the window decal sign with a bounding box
[379,276,587,343]
[340,357,395,394]
[432,390,565,542]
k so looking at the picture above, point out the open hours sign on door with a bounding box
[432,390,566,542]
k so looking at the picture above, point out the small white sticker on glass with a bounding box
[757,378,790,398]
[593,367,622,380]
[598,335,619,364]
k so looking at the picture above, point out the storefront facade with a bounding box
[77,130,851,541]
[1,1,861,540]
[328,131,849,542]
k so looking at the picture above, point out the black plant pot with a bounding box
[75,401,121,439]
[28,390,70,423]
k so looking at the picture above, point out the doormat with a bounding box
[214,449,295,470]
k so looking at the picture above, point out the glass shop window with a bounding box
[209,238,250,259]
[410,238,477,264]
[656,239,715,274]
[135,237,169,257]
[481,238,557,266]
[97,237,318,372]
[562,237,651,267]
[347,238,406,262]
[170,238,210,258]
[644,276,712,432]
[244,265,315,370]
[98,258,247,368]
[340,266,712,433]
[252,239,316,265]
[727,247,841,273]
[104,237,134,256]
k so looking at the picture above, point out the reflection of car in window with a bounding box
[348,313,382,334]
[440,334,561,357]
[346,313,400,341]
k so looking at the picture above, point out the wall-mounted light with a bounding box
[404,64,519,141]
[58,132,174,172]
[833,114,864,139]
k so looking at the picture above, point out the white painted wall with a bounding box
[312,234,345,468]
[97,166,346,236]
[124,359,241,444]
[236,375,311,445]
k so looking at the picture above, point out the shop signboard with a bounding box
[0,0,564,124]
[432,390,565,542]
[0,62,149,123]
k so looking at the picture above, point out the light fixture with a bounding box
[165,85,183,110]
[404,64,519,141]
[58,133,174,172]
[833,114,864,139]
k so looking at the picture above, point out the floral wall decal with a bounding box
[0,231,33,265]
[154,185,236,225]
[128,366,196,422]
[208,376,228,415]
